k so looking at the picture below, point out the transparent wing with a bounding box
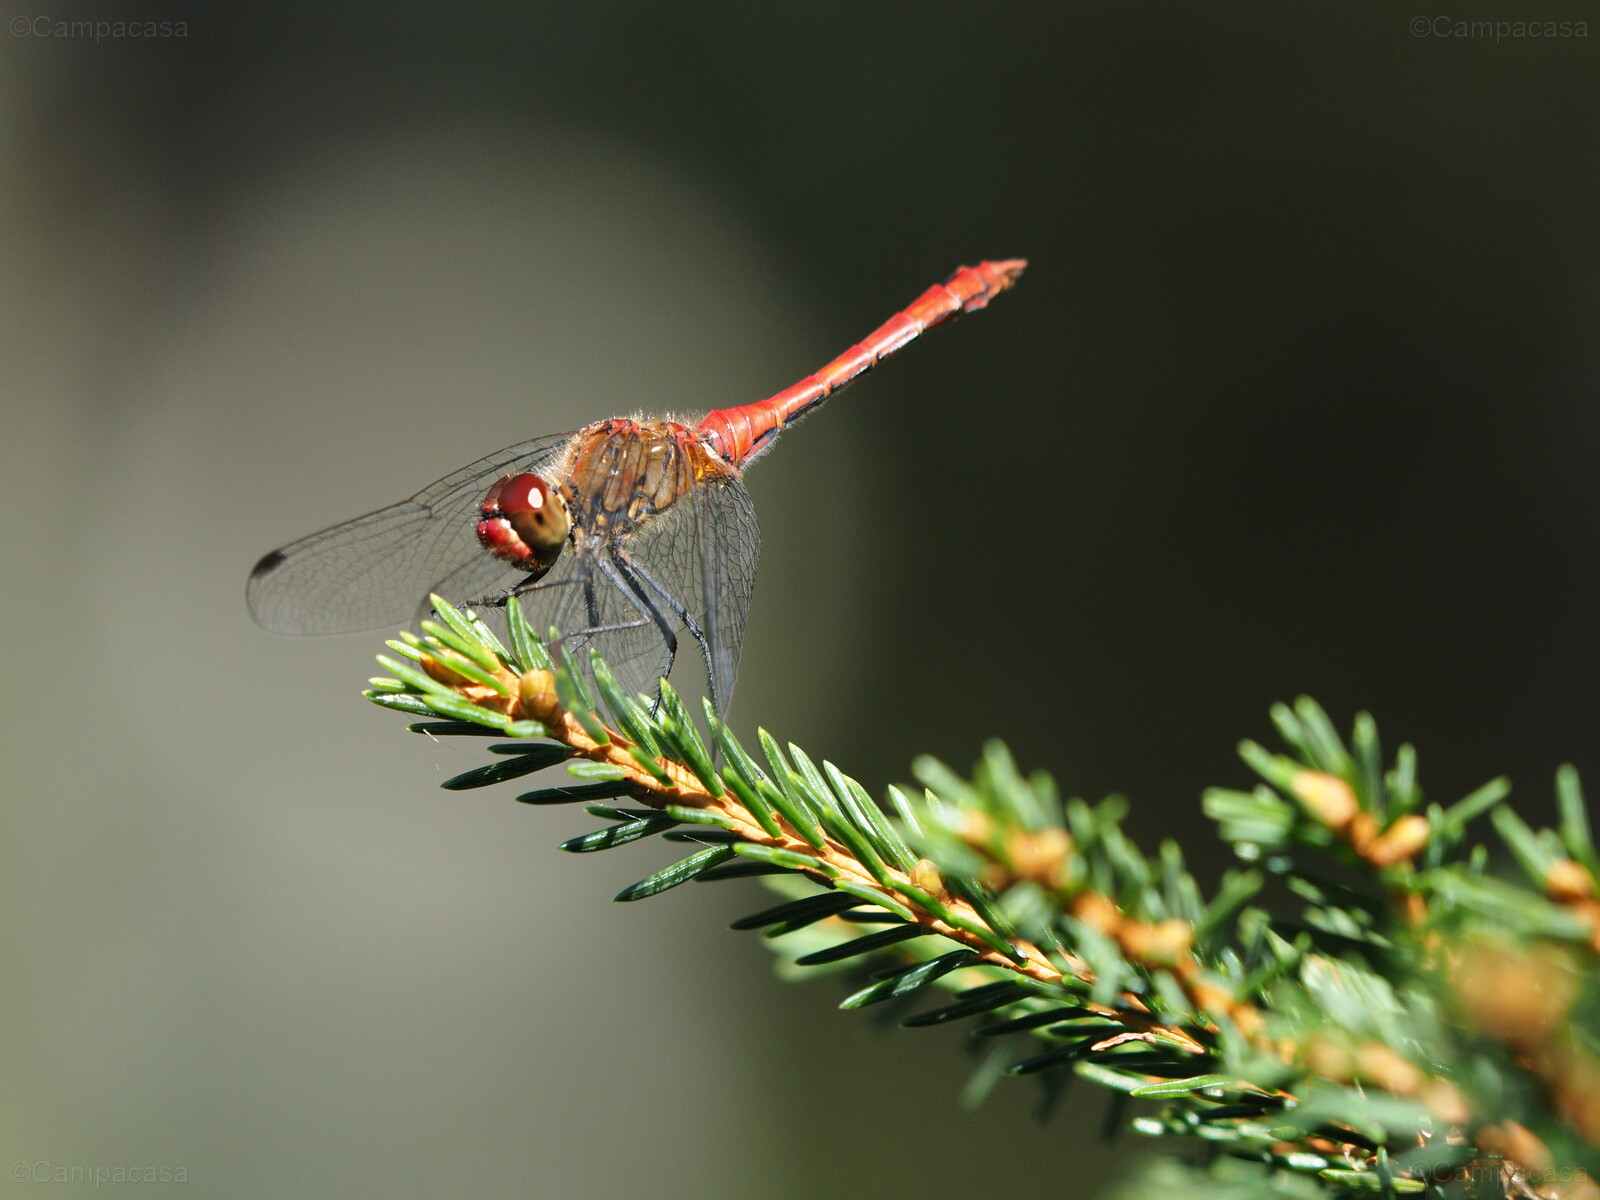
[691,475,760,713]
[246,432,576,635]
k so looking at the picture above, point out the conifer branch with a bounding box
[364,597,1600,1200]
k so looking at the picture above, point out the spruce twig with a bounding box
[366,597,1600,1200]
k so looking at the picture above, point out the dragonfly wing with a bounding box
[592,474,760,713]
[692,475,760,713]
[247,432,576,635]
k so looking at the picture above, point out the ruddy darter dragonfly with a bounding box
[247,260,1026,712]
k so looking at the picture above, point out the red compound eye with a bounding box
[477,473,570,571]
[497,474,549,517]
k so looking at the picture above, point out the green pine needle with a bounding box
[360,606,1600,1196]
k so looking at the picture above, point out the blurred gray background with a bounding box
[2,4,1598,1197]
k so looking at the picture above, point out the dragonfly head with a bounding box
[477,473,572,576]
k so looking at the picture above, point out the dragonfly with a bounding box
[248,259,1026,713]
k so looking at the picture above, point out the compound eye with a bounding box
[498,473,571,556]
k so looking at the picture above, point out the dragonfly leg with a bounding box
[612,548,730,740]
[532,557,672,712]
[613,547,713,687]
[595,550,678,667]
[539,559,662,658]
[465,572,583,611]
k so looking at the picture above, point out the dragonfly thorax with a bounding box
[565,418,727,536]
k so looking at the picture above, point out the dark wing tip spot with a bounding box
[250,548,287,580]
